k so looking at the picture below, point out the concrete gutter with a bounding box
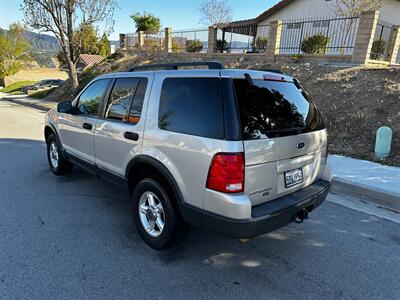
[328,155,400,212]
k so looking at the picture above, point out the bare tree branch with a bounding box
[22,0,116,92]
[198,0,233,26]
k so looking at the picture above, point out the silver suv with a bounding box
[44,61,332,249]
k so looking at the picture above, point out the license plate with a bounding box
[284,168,303,188]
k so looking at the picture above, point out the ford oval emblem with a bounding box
[297,142,305,149]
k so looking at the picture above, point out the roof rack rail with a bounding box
[261,69,285,75]
[128,61,224,72]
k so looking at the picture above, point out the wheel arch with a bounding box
[125,155,202,227]
[44,123,59,143]
[125,155,184,204]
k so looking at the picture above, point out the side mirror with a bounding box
[57,101,73,113]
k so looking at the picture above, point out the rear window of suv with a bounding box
[159,77,224,139]
[234,79,325,140]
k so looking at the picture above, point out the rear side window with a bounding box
[78,79,110,116]
[234,79,325,140]
[105,78,140,122]
[128,78,148,124]
[158,78,224,139]
[104,77,148,124]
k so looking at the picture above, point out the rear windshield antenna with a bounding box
[244,73,254,86]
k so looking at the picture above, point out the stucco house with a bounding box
[218,0,400,60]
[253,0,400,27]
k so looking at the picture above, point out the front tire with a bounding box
[132,178,180,250]
[46,133,73,176]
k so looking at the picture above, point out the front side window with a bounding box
[158,77,224,139]
[234,79,325,140]
[78,79,110,116]
[105,78,140,122]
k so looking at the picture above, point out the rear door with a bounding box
[94,75,151,176]
[228,71,327,206]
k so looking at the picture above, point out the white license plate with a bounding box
[284,168,303,188]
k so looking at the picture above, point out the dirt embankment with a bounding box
[47,51,400,166]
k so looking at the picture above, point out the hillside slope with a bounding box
[48,52,400,166]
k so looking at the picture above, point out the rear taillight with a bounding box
[206,153,244,193]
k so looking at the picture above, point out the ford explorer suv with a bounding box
[44,61,332,249]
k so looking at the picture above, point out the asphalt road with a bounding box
[1,100,400,300]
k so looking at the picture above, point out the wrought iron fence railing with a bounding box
[279,16,359,55]
[217,24,269,53]
[370,22,394,60]
[171,28,209,53]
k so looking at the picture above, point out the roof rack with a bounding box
[128,61,224,72]
[261,69,285,74]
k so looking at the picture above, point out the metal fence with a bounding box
[171,28,209,53]
[370,22,394,60]
[217,24,269,53]
[125,33,138,50]
[279,16,359,55]
[143,31,165,51]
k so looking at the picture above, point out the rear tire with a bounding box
[46,133,73,176]
[132,178,180,250]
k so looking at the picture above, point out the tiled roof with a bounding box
[79,54,104,66]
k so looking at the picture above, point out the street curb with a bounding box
[1,98,54,112]
[331,177,400,212]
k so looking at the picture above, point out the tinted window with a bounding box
[128,78,148,124]
[78,79,110,116]
[159,78,224,139]
[234,79,325,140]
[105,78,140,121]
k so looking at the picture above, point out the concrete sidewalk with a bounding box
[329,155,400,212]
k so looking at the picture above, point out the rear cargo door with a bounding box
[231,72,327,206]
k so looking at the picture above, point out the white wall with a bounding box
[257,0,400,25]
[380,0,400,25]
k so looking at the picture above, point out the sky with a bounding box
[0,0,280,40]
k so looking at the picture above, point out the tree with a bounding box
[131,12,161,33]
[98,33,111,58]
[332,0,383,17]
[22,0,116,93]
[78,23,100,55]
[0,23,30,78]
[332,0,382,54]
[198,0,232,26]
[57,25,109,65]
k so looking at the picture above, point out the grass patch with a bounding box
[29,87,56,99]
[1,81,35,93]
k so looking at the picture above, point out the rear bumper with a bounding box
[182,179,330,239]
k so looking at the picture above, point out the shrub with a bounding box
[143,39,162,51]
[301,34,330,55]
[29,87,56,99]
[216,39,229,53]
[252,36,268,53]
[186,39,203,53]
[370,40,387,60]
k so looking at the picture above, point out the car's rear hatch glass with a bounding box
[232,74,327,206]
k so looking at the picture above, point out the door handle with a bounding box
[124,131,139,141]
[82,122,93,130]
